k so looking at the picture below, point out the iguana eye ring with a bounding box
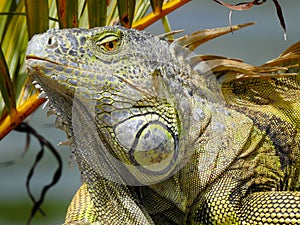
[96,34,121,53]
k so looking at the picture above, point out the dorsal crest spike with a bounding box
[173,22,255,52]
[157,29,184,40]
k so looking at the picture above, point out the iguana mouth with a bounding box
[26,57,76,117]
[26,55,61,65]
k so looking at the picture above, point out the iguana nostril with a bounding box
[46,35,57,48]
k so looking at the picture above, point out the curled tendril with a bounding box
[212,0,287,40]
[13,123,62,225]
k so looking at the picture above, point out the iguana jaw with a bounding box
[26,56,187,185]
[25,60,74,149]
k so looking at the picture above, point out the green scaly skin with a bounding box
[26,24,300,224]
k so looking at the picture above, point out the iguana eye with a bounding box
[102,39,119,51]
[96,34,121,52]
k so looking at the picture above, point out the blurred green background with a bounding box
[1,1,300,224]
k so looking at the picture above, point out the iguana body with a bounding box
[26,24,300,224]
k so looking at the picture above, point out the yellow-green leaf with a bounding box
[1,0,27,80]
[150,0,163,14]
[25,0,49,39]
[56,0,78,28]
[117,0,135,28]
[87,0,107,28]
[0,46,15,114]
[0,0,14,42]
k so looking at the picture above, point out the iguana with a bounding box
[25,23,300,224]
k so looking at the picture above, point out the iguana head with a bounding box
[26,26,207,185]
[26,26,234,185]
